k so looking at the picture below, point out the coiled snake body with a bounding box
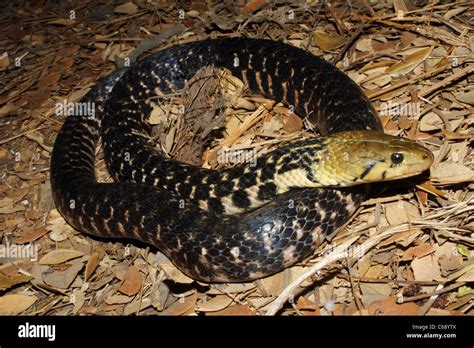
[51,38,433,282]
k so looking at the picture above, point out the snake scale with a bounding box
[50,38,433,282]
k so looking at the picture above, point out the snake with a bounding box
[50,38,433,282]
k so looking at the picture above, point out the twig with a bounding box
[398,282,464,303]
[331,23,364,65]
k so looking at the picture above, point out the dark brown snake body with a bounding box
[50,38,432,282]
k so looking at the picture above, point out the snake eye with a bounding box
[391,152,404,165]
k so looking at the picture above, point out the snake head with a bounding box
[317,130,434,186]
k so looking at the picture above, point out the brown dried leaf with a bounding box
[47,18,76,26]
[118,266,142,296]
[0,274,32,290]
[368,296,419,315]
[196,295,233,312]
[37,73,61,89]
[314,31,346,51]
[401,243,436,261]
[0,294,37,314]
[438,254,464,276]
[16,227,48,244]
[240,0,266,14]
[105,294,133,305]
[282,113,303,133]
[454,90,474,105]
[419,112,443,131]
[386,46,433,77]
[72,289,85,314]
[411,253,442,281]
[84,251,102,281]
[206,304,256,316]
[114,2,138,15]
[43,261,84,289]
[39,249,84,265]
[385,201,420,225]
[0,52,10,69]
[159,260,194,284]
[0,198,24,214]
[161,292,197,315]
[431,162,474,184]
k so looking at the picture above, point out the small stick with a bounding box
[331,23,365,66]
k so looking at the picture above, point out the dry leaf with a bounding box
[431,162,474,184]
[0,274,32,290]
[39,249,84,265]
[296,297,319,311]
[419,112,443,131]
[47,19,75,26]
[206,304,256,316]
[84,251,102,281]
[438,253,463,276]
[207,283,256,295]
[368,296,419,315]
[314,31,346,51]
[16,227,48,244]
[454,90,474,105]
[196,295,234,312]
[71,288,85,314]
[0,294,37,315]
[0,52,10,69]
[159,261,194,284]
[385,201,420,225]
[43,261,84,289]
[400,243,436,261]
[360,283,393,297]
[240,0,266,14]
[282,113,303,133]
[161,292,197,315]
[106,294,133,305]
[118,266,142,296]
[114,2,138,14]
[386,46,433,77]
[411,253,442,281]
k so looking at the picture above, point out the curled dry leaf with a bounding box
[84,251,103,281]
[313,31,346,51]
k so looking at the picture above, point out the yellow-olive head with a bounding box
[316,130,434,187]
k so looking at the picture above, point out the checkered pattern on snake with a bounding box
[50,38,431,282]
